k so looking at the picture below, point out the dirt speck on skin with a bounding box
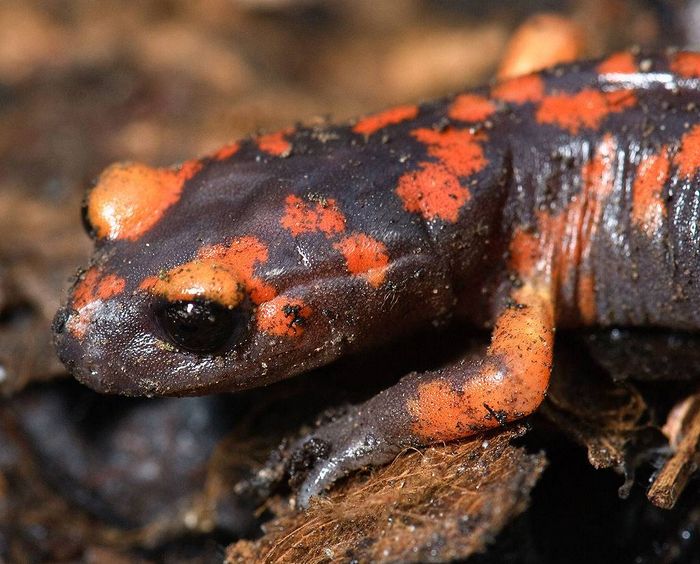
[226,426,546,563]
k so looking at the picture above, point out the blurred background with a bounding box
[1,1,700,562]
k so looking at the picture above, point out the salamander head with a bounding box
[53,138,451,396]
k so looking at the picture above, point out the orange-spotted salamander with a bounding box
[54,50,700,507]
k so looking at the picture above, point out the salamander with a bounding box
[53,50,700,507]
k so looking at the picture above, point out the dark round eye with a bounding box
[156,299,247,354]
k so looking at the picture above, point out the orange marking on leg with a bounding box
[536,88,636,133]
[491,74,545,104]
[280,195,346,237]
[597,52,637,74]
[412,128,488,177]
[396,163,470,223]
[408,283,554,441]
[674,124,700,177]
[489,285,555,367]
[352,105,419,135]
[257,129,293,157]
[256,296,311,337]
[448,94,496,122]
[671,52,700,78]
[87,161,202,241]
[67,268,126,339]
[632,146,670,235]
[333,233,389,288]
[407,379,473,441]
[140,236,275,306]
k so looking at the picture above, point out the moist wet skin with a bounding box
[54,51,700,506]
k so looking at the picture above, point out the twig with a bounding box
[648,395,700,510]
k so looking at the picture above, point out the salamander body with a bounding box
[54,50,700,505]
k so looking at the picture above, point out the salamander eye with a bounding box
[156,299,247,354]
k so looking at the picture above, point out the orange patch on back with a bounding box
[597,52,637,74]
[508,135,618,324]
[257,129,293,157]
[280,195,346,237]
[412,128,488,177]
[140,236,275,307]
[256,296,311,337]
[87,161,201,241]
[333,233,389,288]
[352,105,419,135]
[408,282,554,441]
[536,88,636,133]
[396,163,470,223]
[632,146,670,235]
[577,273,596,324]
[448,94,496,122]
[671,52,700,78]
[213,142,240,161]
[491,74,545,104]
[395,126,486,223]
[67,268,126,338]
[509,228,539,278]
[674,124,700,177]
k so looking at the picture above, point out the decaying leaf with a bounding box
[0,191,90,395]
[540,339,664,474]
[226,425,546,564]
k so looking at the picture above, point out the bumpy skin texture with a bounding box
[54,50,700,506]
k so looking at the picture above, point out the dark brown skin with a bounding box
[54,50,700,507]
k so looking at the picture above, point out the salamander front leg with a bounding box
[287,282,555,508]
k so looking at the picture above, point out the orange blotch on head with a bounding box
[492,74,545,104]
[333,233,389,288]
[675,124,700,177]
[396,163,470,223]
[257,129,293,157]
[280,194,346,237]
[632,146,670,236]
[95,273,127,301]
[68,268,126,338]
[87,161,201,241]
[597,52,637,75]
[536,88,636,133]
[671,52,700,78]
[140,236,275,307]
[213,142,240,161]
[140,261,246,307]
[256,296,311,337]
[412,127,488,177]
[352,105,419,136]
[448,94,496,122]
